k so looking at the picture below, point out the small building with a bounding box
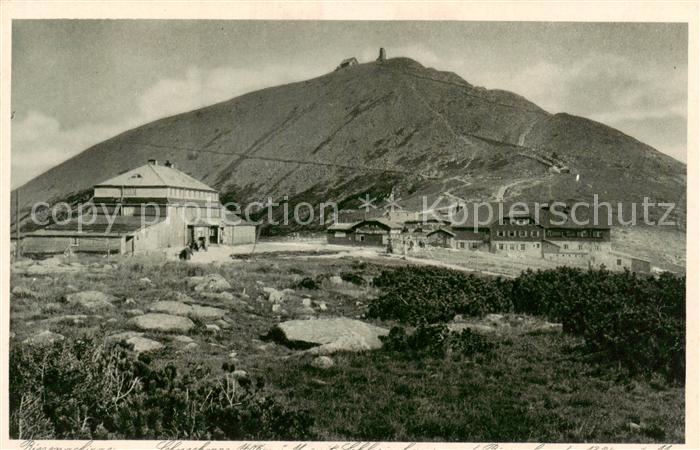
[596,250,651,273]
[426,228,455,248]
[325,219,402,247]
[352,219,403,247]
[21,159,256,255]
[326,222,357,246]
[336,57,359,71]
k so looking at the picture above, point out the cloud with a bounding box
[11,111,140,188]
[137,64,322,123]
[472,54,687,161]
[12,63,324,188]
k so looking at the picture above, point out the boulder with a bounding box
[129,313,195,333]
[66,291,115,311]
[315,301,328,311]
[263,287,285,303]
[139,277,153,285]
[125,309,144,317]
[23,330,65,346]
[328,275,343,285]
[148,301,226,320]
[216,319,233,329]
[189,274,231,292]
[205,324,221,333]
[149,301,193,316]
[301,298,312,307]
[232,370,248,381]
[311,356,335,369]
[200,291,235,302]
[126,336,163,353]
[190,305,226,320]
[173,335,194,343]
[271,318,389,354]
[182,342,199,351]
[106,331,144,342]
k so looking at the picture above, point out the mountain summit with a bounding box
[13,55,686,225]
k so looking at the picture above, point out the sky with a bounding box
[11,20,688,188]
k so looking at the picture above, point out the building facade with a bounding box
[22,159,256,255]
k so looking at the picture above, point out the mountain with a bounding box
[12,56,686,229]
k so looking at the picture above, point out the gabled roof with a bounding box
[26,215,163,236]
[95,163,216,192]
[327,222,358,231]
[358,218,403,230]
[427,228,455,237]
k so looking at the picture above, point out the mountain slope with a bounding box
[13,57,686,227]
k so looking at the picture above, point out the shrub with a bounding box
[9,337,313,440]
[369,265,685,382]
[369,266,512,323]
[511,268,685,381]
[340,272,366,286]
[294,277,319,290]
[381,324,495,360]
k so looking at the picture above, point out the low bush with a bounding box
[369,265,685,382]
[340,272,366,286]
[381,324,495,360]
[369,266,512,323]
[9,338,313,440]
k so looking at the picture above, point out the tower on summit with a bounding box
[377,47,386,62]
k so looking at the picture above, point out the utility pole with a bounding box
[15,189,21,259]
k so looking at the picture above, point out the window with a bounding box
[579,244,584,250]
[496,230,504,237]
[71,237,78,246]
[531,230,539,237]
[617,259,622,266]
[471,243,478,249]
[519,230,527,237]
[520,244,526,251]
[580,230,588,237]
[509,244,515,250]
[534,243,540,248]
[508,231,516,237]
[563,244,569,250]
[498,244,504,250]
[593,231,603,238]
[459,242,466,249]
[334,232,346,237]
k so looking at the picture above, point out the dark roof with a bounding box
[327,222,357,231]
[96,163,216,192]
[448,202,612,230]
[356,218,403,230]
[427,228,455,237]
[27,215,163,236]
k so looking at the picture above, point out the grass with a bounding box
[268,333,684,442]
[9,252,685,442]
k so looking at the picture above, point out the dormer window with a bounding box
[129,173,143,179]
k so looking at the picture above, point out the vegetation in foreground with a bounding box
[9,254,685,442]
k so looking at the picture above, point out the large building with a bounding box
[21,159,256,255]
[326,203,650,272]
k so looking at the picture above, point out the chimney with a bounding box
[164,160,174,169]
[148,158,158,165]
